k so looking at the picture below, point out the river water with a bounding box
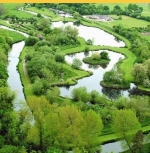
[0,25,28,111]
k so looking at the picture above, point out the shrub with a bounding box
[72,58,82,69]
[143,79,150,88]
[84,46,90,52]
[86,39,93,45]
[91,53,100,60]
[72,86,91,103]
[100,51,109,60]
[25,36,38,46]
[55,53,65,63]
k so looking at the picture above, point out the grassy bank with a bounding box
[100,81,130,89]
[3,3,34,18]
[18,46,33,98]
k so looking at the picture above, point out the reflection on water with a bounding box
[128,86,150,97]
[102,87,122,100]
[84,51,90,57]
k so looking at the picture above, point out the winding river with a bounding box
[0,20,138,152]
[0,25,28,111]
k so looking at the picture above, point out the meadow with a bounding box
[101,15,150,28]
[25,7,59,19]
[3,3,34,18]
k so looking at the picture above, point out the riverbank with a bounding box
[100,81,130,89]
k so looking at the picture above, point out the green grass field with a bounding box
[25,7,59,19]
[100,15,150,28]
[4,3,34,18]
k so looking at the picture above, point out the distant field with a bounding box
[4,3,34,18]
[25,7,59,19]
[99,15,150,28]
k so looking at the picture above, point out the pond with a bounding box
[52,22,135,99]
[52,21,125,47]
[59,50,135,99]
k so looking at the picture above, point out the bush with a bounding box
[55,53,65,63]
[143,79,150,88]
[25,36,38,46]
[72,58,82,69]
[46,87,60,104]
[100,51,109,60]
[91,53,100,60]
[84,46,90,52]
[37,13,42,17]
[86,39,93,45]
[72,86,91,103]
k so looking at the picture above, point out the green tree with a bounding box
[83,109,103,152]
[25,36,38,46]
[73,12,80,19]
[131,63,147,84]
[37,18,51,30]
[90,90,100,104]
[112,109,141,153]
[46,87,60,103]
[86,39,93,45]
[57,105,85,149]
[55,53,65,63]
[64,25,79,39]
[72,58,82,69]
[127,96,150,121]
[100,51,109,60]
[32,79,43,95]
[72,86,91,103]
[27,96,51,152]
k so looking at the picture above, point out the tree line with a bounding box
[31,3,150,22]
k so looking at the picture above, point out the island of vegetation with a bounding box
[1,3,150,153]
[83,51,110,66]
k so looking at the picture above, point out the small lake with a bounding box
[52,21,125,47]
[59,50,136,99]
[51,21,135,99]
